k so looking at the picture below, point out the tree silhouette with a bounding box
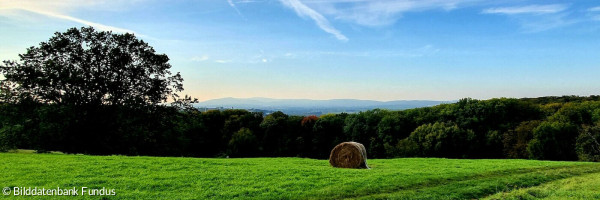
[1,27,184,107]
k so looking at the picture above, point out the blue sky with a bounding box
[1,0,599,101]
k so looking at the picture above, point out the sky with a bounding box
[1,0,600,101]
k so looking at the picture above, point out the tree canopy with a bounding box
[0,27,183,107]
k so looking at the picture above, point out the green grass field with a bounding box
[1,153,599,199]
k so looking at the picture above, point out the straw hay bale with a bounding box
[329,142,369,169]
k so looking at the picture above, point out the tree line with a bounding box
[1,96,599,161]
[1,27,598,161]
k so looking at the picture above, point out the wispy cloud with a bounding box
[303,0,477,26]
[0,0,143,35]
[279,0,348,41]
[214,60,232,63]
[481,4,576,32]
[274,1,584,39]
[237,0,262,3]
[20,8,137,33]
[587,6,600,21]
[278,0,475,40]
[482,4,567,15]
[415,45,440,55]
[589,6,600,12]
[227,0,245,18]
[519,13,577,32]
[191,55,210,62]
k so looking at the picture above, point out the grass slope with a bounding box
[0,153,598,199]
[484,171,600,200]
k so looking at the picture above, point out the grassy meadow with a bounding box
[1,152,599,199]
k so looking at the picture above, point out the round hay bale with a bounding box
[329,142,369,169]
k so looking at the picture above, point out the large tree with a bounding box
[0,27,185,107]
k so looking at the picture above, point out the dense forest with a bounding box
[1,27,599,161]
[1,95,600,161]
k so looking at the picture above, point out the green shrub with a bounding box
[528,121,579,160]
[576,125,600,161]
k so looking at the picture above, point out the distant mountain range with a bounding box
[195,97,453,116]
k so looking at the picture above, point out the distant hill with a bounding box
[195,97,453,115]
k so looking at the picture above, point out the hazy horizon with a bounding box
[2,0,599,101]
[200,97,454,102]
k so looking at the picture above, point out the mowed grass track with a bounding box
[0,153,599,199]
